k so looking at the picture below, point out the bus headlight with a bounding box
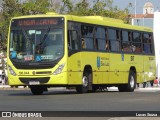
[8,65,16,76]
[53,63,65,75]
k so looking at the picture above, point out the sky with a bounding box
[0,0,159,14]
[86,0,160,14]
[111,0,159,14]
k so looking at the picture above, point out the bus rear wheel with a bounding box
[118,71,136,92]
[127,71,136,92]
[30,85,44,95]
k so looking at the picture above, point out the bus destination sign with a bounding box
[11,17,63,27]
[18,19,58,26]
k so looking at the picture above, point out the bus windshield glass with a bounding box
[9,17,64,63]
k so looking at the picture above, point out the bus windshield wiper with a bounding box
[22,29,31,42]
[39,26,51,46]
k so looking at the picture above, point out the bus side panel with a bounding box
[109,53,144,84]
[80,52,100,84]
[67,52,82,85]
[109,53,128,84]
[143,55,156,82]
[133,55,144,83]
[67,51,103,85]
[48,72,68,85]
[136,72,143,84]
[97,52,110,84]
[81,52,110,85]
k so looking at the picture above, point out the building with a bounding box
[154,12,160,78]
[131,2,154,29]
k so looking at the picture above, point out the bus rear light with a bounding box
[53,63,65,75]
[8,65,17,76]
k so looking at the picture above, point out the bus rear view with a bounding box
[7,16,67,95]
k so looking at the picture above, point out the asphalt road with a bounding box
[0,87,160,111]
[0,87,160,118]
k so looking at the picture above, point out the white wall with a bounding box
[153,12,160,78]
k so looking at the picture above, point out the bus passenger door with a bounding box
[67,30,81,85]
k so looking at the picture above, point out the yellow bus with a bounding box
[7,13,156,95]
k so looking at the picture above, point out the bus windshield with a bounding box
[9,18,64,63]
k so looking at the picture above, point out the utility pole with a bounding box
[135,0,137,18]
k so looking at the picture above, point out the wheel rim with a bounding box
[130,75,135,88]
[82,76,88,87]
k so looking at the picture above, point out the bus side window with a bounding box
[68,31,71,49]
[68,30,78,50]
[81,25,94,50]
[82,38,85,48]
[108,28,121,52]
[122,31,132,52]
[105,28,109,50]
[71,30,78,50]
[132,32,142,53]
[143,33,152,53]
[95,27,106,50]
[116,30,121,51]
[128,31,132,41]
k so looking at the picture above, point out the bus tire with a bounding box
[76,72,90,93]
[126,71,136,92]
[118,71,136,92]
[30,85,44,95]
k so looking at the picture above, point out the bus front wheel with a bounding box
[76,73,91,93]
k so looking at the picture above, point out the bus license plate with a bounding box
[29,81,40,85]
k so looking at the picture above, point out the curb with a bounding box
[0,85,28,88]
[0,85,29,90]
[136,87,160,90]
[0,85,10,88]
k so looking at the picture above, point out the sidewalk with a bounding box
[0,84,10,88]
[107,86,160,92]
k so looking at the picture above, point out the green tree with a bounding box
[93,0,129,23]
[65,0,129,23]
[0,0,23,50]
[48,0,61,13]
[60,0,73,14]
[22,0,49,15]
[91,0,106,16]
[71,0,90,15]
[0,0,130,51]
[0,0,50,50]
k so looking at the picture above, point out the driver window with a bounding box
[70,30,78,50]
[68,21,80,50]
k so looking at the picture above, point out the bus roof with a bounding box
[12,12,152,32]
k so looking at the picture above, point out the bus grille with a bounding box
[19,77,50,84]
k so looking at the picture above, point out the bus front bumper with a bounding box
[8,72,68,86]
